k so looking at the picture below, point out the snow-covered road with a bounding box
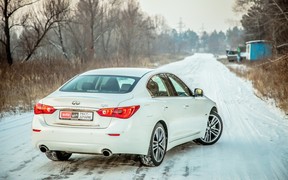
[1,54,288,179]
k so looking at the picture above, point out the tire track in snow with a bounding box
[0,113,32,124]
[9,154,40,173]
[133,165,147,180]
[0,113,32,143]
[0,121,31,132]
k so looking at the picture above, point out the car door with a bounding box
[147,74,188,142]
[166,74,207,138]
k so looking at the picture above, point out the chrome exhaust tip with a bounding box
[102,149,112,157]
[39,145,49,153]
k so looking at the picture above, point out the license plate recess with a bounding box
[60,111,93,121]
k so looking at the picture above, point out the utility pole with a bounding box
[199,23,205,36]
[178,17,185,34]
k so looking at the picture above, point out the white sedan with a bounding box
[32,68,223,166]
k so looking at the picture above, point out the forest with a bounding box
[0,0,244,66]
[235,0,288,54]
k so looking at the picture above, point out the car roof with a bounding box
[82,67,154,77]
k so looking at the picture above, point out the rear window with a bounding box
[60,75,139,93]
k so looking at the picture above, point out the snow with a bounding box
[226,63,249,72]
[1,53,288,179]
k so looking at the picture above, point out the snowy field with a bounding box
[1,53,288,179]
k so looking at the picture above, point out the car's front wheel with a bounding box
[194,111,223,145]
[140,123,167,166]
[45,151,72,161]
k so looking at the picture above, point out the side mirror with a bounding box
[194,88,204,97]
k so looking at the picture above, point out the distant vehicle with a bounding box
[226,50,238,62]
[240,52,247,60]
[32,68,223,166]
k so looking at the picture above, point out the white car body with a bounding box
[32,68,221,166]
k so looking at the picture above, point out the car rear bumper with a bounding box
[227,55,237,61]
[32,115,151,155]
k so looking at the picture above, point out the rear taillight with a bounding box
[34,103,56,114]
[97,105,140,119]
[32,129,41,132]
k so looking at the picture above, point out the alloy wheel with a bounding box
[152,126,166,162]
[201,114,222,143]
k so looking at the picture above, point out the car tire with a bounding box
[194,111,223,145]
[140,123,167,166]
[45,151,72,161]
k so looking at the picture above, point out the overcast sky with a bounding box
[138,0,242,33]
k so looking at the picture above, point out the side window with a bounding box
[117,77,136,93]
[168,75,191,97]
[147,75,169,97]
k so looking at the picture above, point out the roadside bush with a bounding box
[228,55,288,113]
[0,60,84,114]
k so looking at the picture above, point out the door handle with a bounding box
[184,105,189,108]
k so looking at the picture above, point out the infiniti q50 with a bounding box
[32,68,223,166]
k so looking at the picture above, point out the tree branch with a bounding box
[277,43,288,49]
[0,4,4,12]
[23,0,70,61]
[0,38,6,46]
[271,0,288,23]
[8,0,39,17]
[9,23,23,29]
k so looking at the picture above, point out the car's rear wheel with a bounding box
[140,123,167,166]
[45,151,72,161]
[194,111,223,145]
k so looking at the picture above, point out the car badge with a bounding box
[72,101,80,105]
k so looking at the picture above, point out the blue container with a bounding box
[246,40,272,61]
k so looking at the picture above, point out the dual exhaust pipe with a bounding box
[39,145,49,153]
[39,145,112,157]
[102,149,112,157]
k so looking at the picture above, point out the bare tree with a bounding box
[49,0,71,60]
[19,0,70,61]
[99,0,121,61]
[72,0,103,62]
[233,0,255,13]
[269,0,288,52]
[117,0,155,63]
[0,0,38,65]
[118,0,139,61]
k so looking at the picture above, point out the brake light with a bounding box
[97,105,140,119]
[34,103,56,114]
[33,129,41,132]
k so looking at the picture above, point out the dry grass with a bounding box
[0,58,129,115]
[0,60,83,114]
[227,55,288,113]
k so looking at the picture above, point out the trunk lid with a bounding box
[41,91,133,129]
